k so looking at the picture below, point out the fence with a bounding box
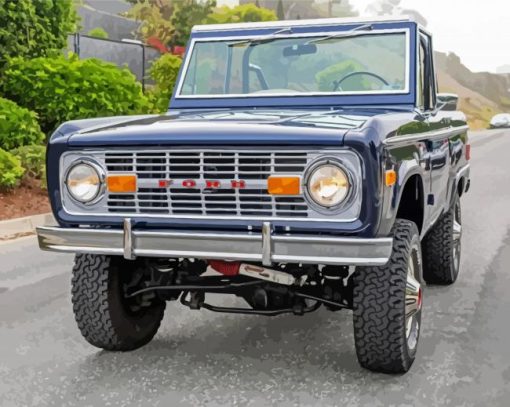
[68,34,162,91]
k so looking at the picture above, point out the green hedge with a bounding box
[0,148,24,189]
[10,145,46,180]
[0,97,45,150]
[2,54,149,134]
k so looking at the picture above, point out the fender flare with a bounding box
[377,166,426,237]
[393,167,426,219]
[448,164,470,208]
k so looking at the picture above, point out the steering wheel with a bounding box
[332,71,389,92]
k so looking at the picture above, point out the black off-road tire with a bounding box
[422,196,462,285]
[71,254,166,351]
[353,219,423,374]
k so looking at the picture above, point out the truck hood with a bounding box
[66,109,373,147]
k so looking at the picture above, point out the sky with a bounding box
[218,0,510,73]
[355,0,510,73]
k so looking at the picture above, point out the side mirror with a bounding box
[437,93,458,111]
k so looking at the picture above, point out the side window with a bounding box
[417,41,426,109]
[418,33,436,111]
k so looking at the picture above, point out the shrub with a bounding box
[0,148,25,189]
[10,145,46,180]
[148,54,182,112]
[0,0,77,66]
[0,97,45,150]
[204,4,277,24]
[2,54,149,134]
[88,27,109,39]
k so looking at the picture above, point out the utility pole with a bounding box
[276,0,285,20]
[328,0,343,18]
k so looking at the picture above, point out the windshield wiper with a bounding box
[308,24,373,44]
[272,109,370,125]
[227,28,293,47]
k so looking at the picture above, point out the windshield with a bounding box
[178,31,409,98]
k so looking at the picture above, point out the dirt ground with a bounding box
[0,178,51,221]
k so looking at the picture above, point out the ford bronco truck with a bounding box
[37,17,470,374]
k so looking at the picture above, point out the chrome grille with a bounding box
[104,151,310,217]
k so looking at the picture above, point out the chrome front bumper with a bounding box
[36,221,393,267]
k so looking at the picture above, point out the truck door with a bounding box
[419,32,451,227]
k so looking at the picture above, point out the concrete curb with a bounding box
[0,213,56,241]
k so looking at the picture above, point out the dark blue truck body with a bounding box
[37,17,470,373]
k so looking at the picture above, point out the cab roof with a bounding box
[192,16,414,33]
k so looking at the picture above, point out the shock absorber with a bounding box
[322,265,351,309]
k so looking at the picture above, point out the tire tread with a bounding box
[71,254,165,351]
[422,201,458,285]
[353,219,420,373]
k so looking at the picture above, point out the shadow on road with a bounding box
[62,308,393,400]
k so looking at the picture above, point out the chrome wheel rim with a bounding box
[405,252,422,352]
[452,201,462,272]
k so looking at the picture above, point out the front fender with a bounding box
[377,142,427,236]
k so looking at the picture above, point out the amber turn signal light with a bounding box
[267,176,300,195]
[385,170,397,187]
[107,175,137,193]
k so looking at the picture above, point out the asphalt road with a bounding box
[1,130,510,407]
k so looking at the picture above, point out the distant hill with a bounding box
[435,51,510,129]
[497,64,510,74]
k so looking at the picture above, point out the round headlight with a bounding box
[66,163,102,203]
[307,163,350,208]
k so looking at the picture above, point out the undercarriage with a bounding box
[123,258,354,317]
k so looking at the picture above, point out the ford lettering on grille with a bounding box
[104,150,310,217]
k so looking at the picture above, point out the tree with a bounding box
[204,4,277,25]
[125,0,175,18]
[0,0,77,65]
[170,0,216,47]
[127,0,275,49]
[276,0,285,20]
[312,0,357,18]
[124,0,175,46]
[330,0,357,17]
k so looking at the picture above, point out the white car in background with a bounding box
[490,113,510,128]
